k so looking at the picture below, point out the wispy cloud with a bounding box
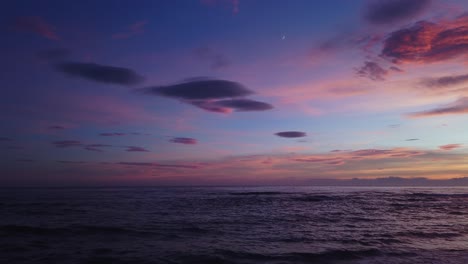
[56,62,144,86]
[439,144,462,151]
[407,97,468,117]
[99,132,127,136]
[48,125,66,130]
[422,73,468,88]
[356,61,388,81]
[125,146,150,152]
[170,137,198,145]
[364,0,431,24]
[112,20,148,39]
[52,140,82,148]
[14,16,60,40]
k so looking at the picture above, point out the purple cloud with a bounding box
[99,132,127,136]
[56,62,144,86]
[48,125,66,130]
[364,0,431,24]
[125,146,150,152]
[142,78,252,100]
[14,16,60,40]
[275,131,307,138]
[356,61,388,81]
[381,18,468,63]
[422,73,468,88]
[52,140,82,148]
[170,137,198,145]
[407,97,468,117]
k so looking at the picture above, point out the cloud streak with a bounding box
[142,78,252,100]
[439,144,462,151]
[364,0,431,24]
[407,97,468,117]
[56,62,144,86]
[14,16,60,40]
[422,73,468,88]
[170,137,198,145]
[275,131,307,138]
[125,146,149,152]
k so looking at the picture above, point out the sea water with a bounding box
[1,186,468,263]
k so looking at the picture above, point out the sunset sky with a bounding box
[2,0,468,186]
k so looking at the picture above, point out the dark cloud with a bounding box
[381,18,468,63]
[142,78,273,113]
[36,48,70,60]
[356,61,388,81]
[294,157,344,165]
[170,137,198,145]
[125,146,149,152]
[422,73,468,88]
[14,16,60,40]
[52,140,82,148]
[194,47,230,70]
[56,160,86,164]
[275,131,307,138]
[99,132,127,136]
[0,137,12,141]
[190,98,273,113]
[56,62,144,86]
[215,99,273,111]
[48,125,66,130]
[405,138,419,141]
[364,0,431,24]
[117,162,154,166]
[439,144,462,151]
[84,146,103,152]
[117,162,198,169]
[142,78,252,100]
[407,97,468,117]
[156,164,199,169]
[87,144,112,148]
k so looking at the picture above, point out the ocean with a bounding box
[1,186,468,263]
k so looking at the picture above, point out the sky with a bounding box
[1,0,468,186]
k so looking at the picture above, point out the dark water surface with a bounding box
[1,186,468,263]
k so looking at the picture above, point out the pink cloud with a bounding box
[14,16,60,40]
[439,144,462,151]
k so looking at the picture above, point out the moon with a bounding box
[281,35,286,40]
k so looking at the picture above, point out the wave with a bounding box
[292,194,342,202]
[229,191,287,196]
